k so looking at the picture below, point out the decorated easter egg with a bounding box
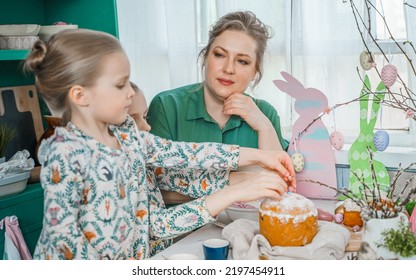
[352,225,361,232]
[291,152,304,173]
[330,131,344,150]
[359,51,374,70]
[317,208,334,222]
[374,130,389,151]
[381,64,398,88]
[334,213,344,224]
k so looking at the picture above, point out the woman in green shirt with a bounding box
[147,11,292,201]
[148,11,288,151]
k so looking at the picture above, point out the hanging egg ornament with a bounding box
[374,130,390,152]
[330,131,344,150]
[359,51,374,70]
[291,152,305,173]
[381,64,398,88]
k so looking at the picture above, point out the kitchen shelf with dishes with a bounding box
[0,0,119,259]
[0,23,79,60]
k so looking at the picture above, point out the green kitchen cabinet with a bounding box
[0,183,44,258]
[0,0,119,259]
[0,0,119,86]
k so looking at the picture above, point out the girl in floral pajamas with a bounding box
[129,82,275,256]
[24,29,295,260]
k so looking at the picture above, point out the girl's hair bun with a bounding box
[24,40,48,74]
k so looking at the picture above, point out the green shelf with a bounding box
[0,182,44,259]
[0,50,29,61]
[0,0,118,260]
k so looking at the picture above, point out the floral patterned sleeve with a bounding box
[139,131,240,171]
[138,131,238,197]
[153,167,230,198]
[34,131,100,260]
[147,171,215,239]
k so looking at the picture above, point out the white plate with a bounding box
[0,24,41,36]
[39,24,78,41]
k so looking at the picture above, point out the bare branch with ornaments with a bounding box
[350,0,416,117]
[303,147,416,221]
[292,1,416,156]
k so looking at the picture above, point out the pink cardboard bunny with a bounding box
[273,71,337,199]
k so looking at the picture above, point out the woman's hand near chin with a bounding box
[223,93,266,131]
[223,93,282,150]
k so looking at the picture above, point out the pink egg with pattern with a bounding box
[381,64,398,88]
[330,131,344,150]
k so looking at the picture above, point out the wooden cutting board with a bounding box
[346,228,362,252]
[0,85,44,162]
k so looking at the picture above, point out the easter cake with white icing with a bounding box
[342,198,363,227]
[259,192,318,246]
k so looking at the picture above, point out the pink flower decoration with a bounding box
[323,107,332,114]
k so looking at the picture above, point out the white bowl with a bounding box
[225,200,261,222]
[39,24,78,41]
[0,36,38,50]
[0,171,30,198]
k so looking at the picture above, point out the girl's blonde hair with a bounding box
[24,28,123,122]
[199,11,273,87]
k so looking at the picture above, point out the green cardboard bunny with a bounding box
[348,75,390,197]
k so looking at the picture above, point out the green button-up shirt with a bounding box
[147,83,288,150]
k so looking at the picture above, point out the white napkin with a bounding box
[0,150,34,178]
[222,219,350,260]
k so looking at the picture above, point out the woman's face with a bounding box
[128,90,151,132]
[204,30,257,102]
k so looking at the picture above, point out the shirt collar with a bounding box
[185,83,244,130]
[185,84,209,121]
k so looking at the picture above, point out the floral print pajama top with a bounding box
[34,117,239,260]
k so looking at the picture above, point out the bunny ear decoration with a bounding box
[273,71,306,99]
[348,76,390,196]
[273,71,337,199]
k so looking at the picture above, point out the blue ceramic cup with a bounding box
[202,238,230,260]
